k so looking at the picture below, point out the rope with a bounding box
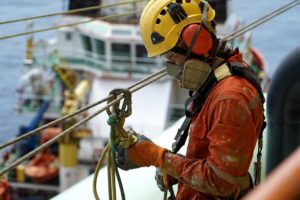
[0,10,142,41]
[93,143,110,200]
[92,75,167,199]
[0,68,166,176]
[0,0,147,25]
[108,115,126,200]
[224,0,300,41]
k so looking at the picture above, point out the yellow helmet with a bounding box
[140,0,215,57]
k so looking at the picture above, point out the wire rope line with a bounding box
[0,96,112,151]
[0,99,117,176]
[0,0,298,41]
[0,68,167,176]
[0,10,142,41]
[0,68,166,151]
[0,0,147,25]
[224,0,300,41]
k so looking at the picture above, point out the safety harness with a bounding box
[171,61,267,189]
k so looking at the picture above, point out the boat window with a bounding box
[95,39,105,55]
[81,34,92,52]
[207,0,227,23]
[136,44,156,64]
[65,32,72,41]
[136,45,148,58]
[112,43,130,56]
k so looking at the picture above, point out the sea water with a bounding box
[0,0,299,145]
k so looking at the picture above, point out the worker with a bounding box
[115,0,265,199]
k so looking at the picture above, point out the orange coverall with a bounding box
[163,54,264,200]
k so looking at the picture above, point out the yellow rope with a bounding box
[93,143,110,200]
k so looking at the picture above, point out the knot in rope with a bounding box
[107,113,119,126]
[93,88,135,200]
[117,128,138,148]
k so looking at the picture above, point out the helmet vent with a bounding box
[160,9,167,16]
[156,18,161,24]
[151,32,165,44]
[167,3,187,24]
[176,0,183,4]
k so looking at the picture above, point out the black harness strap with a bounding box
[172,69,218,153]
[227,62,265,103]
[172,62,266,154]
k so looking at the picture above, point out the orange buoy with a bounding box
[0,178,11,200]
[25,127,61,183]
[25,150,59,183]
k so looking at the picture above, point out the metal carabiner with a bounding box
[106,88,132,118]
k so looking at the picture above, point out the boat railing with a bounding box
[33,46,162,75]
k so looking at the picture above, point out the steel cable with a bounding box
[0,68,167,176]
[0,0,147,25]
[0,96,112,150]
[0,10,143,41]
[0,0,298,41]
[0,69,166,151]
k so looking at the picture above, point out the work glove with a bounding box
[115,130,167,171]
[155,168,178,192]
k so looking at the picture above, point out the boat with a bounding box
[5,0,268,199]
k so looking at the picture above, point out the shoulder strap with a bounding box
[227,62,265,103]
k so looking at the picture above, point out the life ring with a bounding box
[25,127,61,183]
[25,150,59,183]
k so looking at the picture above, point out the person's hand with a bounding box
[115,129,167,171]
[155,168,178,191]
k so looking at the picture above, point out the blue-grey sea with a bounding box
[0,0,299,145]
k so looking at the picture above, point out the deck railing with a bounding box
[33,46,162,75]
